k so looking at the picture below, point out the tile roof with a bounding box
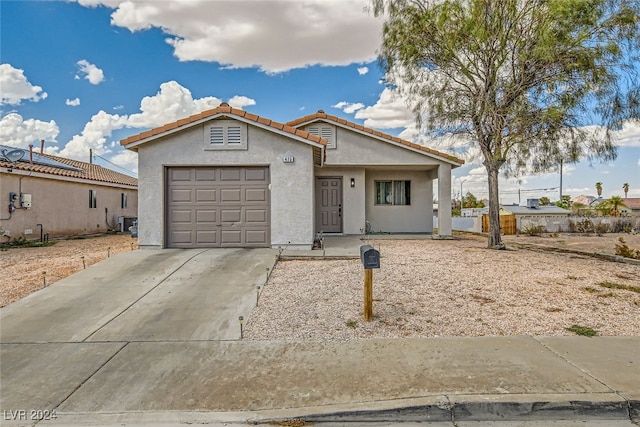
[286,111,465,165]
[0,149,138,187]
[622,198,640,209]
[120,104,326,147]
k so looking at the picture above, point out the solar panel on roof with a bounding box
[0,145,84,172]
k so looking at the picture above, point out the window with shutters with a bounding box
[204,120,247,150]
[308,125,336,149]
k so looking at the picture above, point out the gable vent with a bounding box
[227,126,242,144]
[209,126,224,144]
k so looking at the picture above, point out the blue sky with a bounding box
[1,0,639,204]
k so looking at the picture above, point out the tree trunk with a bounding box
[486,164,504,249]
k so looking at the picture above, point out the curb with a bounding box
[264,395,639,424]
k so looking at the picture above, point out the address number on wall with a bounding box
[283,156,294,163]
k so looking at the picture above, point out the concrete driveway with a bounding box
[1,248,277,421]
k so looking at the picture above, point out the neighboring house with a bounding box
[120,105,464,249]
[622,198,640,215]
[0,144,138,240]
[500,202,571,234]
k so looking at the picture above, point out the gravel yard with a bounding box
[2,232,639,340]
[245,234,640,340]
[0,234,137,307]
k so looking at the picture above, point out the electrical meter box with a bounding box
[20,193,32,208]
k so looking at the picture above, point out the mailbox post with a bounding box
[359,245,380,321]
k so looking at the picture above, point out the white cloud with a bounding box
[469,167,486,176]
[332,101,365,114]
[228,95,256,108]
[353,87,414,129]
[0,113,59,148]
[76,59,105,85]
[613,120,640,147]
[357,66,369,75]
[76,1,382,73]
[110,148,138,175]
[54,80,255,162]
[113,105,124,110]
[0,64,48,105]
[66,98,81,107]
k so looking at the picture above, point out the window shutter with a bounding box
[209,126,224,144]
[308,127,319,136]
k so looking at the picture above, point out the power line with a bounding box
[92,153,138,178]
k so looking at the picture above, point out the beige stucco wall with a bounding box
[365,170,433,233]
[135,120,316,249]
[0,171,137,240]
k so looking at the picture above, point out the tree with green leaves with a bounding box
[623,182,629,198]
[539,196,551,206]
[370,0,640,248]
[462,191,485,208]
[599,195,626,216]
[596,182,603,198]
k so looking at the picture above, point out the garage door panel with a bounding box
[171,210,192,223]
[220,209,241,223]
[195,168,216,181]
[245,187,267,203]
[245,229,268,244]
[195,189,217,202]
[195,210,217,223]
[170,230,193,244]
[170,189,192,202]
[220,188,241,202]
[167,167,269,248]
[196,230,218,244]
[245,168,266,181]
[220,168,242,181]
[170,169,192,181]
[245,209,267,224]
[221,230,242,244]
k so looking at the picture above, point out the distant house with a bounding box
[621,198,640,215]
[0,145,138,240]
[487,201,571,234]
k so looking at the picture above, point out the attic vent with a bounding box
[209,126,224,144]
[527,198,540,209]
[308,126,336,149]
[227,126,242,144]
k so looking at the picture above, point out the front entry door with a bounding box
[315,177,342,233]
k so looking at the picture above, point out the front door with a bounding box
[315,177,342,233]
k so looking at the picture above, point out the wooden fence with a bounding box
[482,214,517,235]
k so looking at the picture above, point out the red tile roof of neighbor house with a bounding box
[0,151,138,187]
[119,104,326,147]
[286,110,465,165]
[623,198,640,209]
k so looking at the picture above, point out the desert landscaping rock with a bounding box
[245,234,640,340]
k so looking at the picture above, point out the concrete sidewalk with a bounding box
[1,241,639,426]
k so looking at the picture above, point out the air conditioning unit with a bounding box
[117,216,137,233]
[526,198,540,209]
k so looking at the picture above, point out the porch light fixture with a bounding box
[350,178,355,188]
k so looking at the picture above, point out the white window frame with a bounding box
[308,125,336,149]
[204,120,247,150]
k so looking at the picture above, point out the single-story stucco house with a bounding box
[120,104,464,249]
[0,144,138,240]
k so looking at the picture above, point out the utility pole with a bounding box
[559,159,563,202]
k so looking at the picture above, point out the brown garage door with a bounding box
[166,167,270,248]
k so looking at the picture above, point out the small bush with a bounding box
[521,225,545,236]
[565,325,598,337]
[0,237,57,249]
[598,280,640,294]
[614,237,640,259]
[574,219,595,233]
[595,222,609,235]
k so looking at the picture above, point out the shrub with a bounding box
[565,325,598,337]
[521,224,545,236]
[615,237,640,259]
[595,222,609,235]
